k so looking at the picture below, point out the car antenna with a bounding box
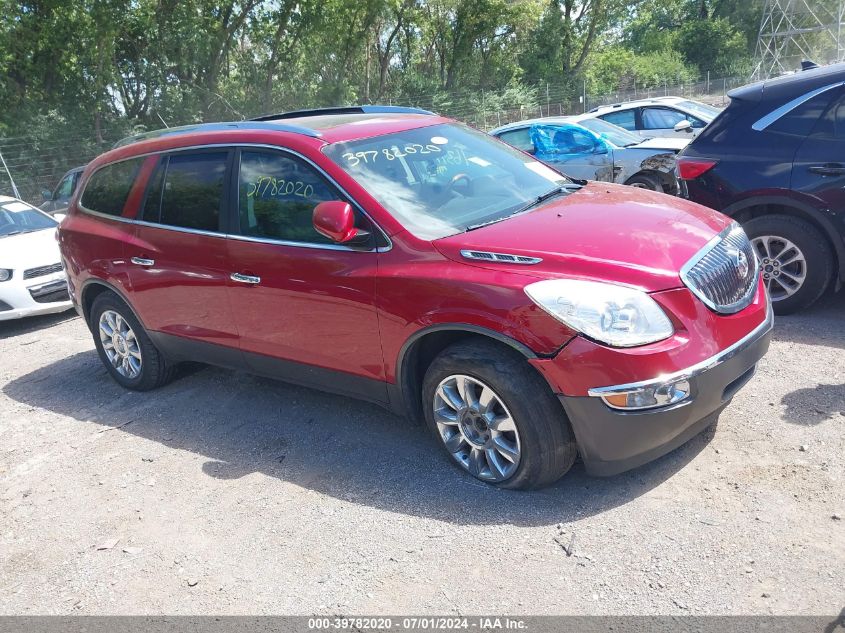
[156,113,170,128]
[801,60,819,71]
[0,147,21,199]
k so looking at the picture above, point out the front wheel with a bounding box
[422,340,577,490]
[744,214,833,315]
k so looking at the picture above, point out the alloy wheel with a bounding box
[433,374,521,482]
[98,309,142,379]
[752,235,807,302]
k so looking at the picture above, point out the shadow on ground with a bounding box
[2,349,716,527]
[0,309,78,339]
[781,383,845,426]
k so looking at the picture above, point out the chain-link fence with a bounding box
[0,73,751,206]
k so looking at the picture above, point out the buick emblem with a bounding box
[733,249,750,278]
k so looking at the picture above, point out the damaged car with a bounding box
[490,118,686,194]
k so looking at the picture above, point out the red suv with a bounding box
[58,106,772,489]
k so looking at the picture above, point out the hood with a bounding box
[434,182,732,293]
[631,137,690,152]
[0,228,62,270]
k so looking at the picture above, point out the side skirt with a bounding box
[148,331,403,414]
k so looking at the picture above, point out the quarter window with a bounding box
[80,158,143,216]
[808,91,845,139]
[237,150,346,244]
[149,152,229,232]
[600,109,636,131]
[766,91,834,137]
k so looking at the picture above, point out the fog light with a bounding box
[600,379,691,411]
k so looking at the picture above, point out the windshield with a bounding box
[323,123,569,240]
[678,100,721,120]
[0,200,58,237]
[575,118,641,147]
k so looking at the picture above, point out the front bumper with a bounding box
[0,273,73,321]
[558,303,773,476]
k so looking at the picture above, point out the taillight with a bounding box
[677,157,717,180]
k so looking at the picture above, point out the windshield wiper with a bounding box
[465,185,577,232]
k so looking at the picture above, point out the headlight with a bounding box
[524,279,674,347]
[0,269,12,282]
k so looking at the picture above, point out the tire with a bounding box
[422,339,577,490]
[90,292,176,391]
[625,173,661,191]
[743,214,833,315]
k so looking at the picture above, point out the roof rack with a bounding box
[251,105,435,122]
[113,120,323,149]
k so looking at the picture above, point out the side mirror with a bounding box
[674,120,693,133]
[41,189,53,201]
[313,201,369,245]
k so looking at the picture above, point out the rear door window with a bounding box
[80,158,144,216]
[143,152,229,232]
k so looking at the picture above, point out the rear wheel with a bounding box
[90,292,176,390]
[744,214,833,315]
[422,340,577,490]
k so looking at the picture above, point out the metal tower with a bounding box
[754,0,845,79]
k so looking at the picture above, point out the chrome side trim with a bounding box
[460,249,542,265]
[751,81,845,132]
[587,297,772,398]
[76,142,392,254]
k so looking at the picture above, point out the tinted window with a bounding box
[600,110,636,131]
[767,91,834,137]
[497,128,535,153]
[809,91,845,139]
[238,151,346,244]
[642,107,690,130]
[80,158,143,216]
[158,152,228,232]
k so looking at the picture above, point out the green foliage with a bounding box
[0,0,765,199]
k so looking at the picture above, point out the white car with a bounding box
[580,97,722,139]
[0,196,73,321]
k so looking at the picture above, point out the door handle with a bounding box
[230,272,261,285]
[808,163,845,176]
[130,257,155,267]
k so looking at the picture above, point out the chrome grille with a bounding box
[23,262,63,280]
[681,223,758,314]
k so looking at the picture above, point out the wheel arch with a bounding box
[625,169,676,194]
[394,324,538,425]
[80,279,146,332]
[723,196,845,282]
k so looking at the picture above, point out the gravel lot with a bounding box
[0,293,843,615]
